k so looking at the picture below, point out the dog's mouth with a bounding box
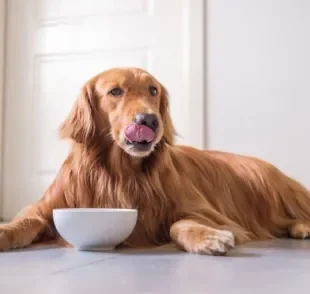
[124,124,155,152]
[125,139,153,151]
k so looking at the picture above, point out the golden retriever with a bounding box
[1,67,310,255]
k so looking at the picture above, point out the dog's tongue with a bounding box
[125,123,155,143]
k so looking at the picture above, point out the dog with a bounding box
[1,67,310,255]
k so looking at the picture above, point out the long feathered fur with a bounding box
[1,67,310,253]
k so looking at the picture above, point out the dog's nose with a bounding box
[134,113,158,131]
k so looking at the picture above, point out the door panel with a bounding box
[2,0,204,218]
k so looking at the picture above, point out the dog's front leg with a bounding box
[170,219,235,255]
[0,174,67,251]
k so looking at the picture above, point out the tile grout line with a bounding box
[52,255,119,276]
[51,247,167,276]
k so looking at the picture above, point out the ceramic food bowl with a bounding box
[53,208,138,251]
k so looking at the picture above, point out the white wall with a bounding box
[0,0,5,217]
[206,0,310,187]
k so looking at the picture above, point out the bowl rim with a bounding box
[53,208,137,213]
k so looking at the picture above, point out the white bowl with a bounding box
[53,208,138,251]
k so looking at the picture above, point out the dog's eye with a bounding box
[149,86,158,96]
[109,88,124,96]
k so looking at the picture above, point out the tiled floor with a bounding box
[1,239,310,294]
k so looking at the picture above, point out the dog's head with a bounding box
[60,67,175,157]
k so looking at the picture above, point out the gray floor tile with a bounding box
[1,240,310,294]
[0,243,118,288]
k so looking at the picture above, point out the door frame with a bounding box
[182,0,205,149]
[0,0,6,219]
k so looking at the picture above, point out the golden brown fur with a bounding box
[1,67,310,255]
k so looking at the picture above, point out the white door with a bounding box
[1,0,204,219]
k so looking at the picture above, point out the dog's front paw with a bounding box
[0,224,34,251]
[0,225,14,251]
[173,223,235,255]
[195,229,235,255]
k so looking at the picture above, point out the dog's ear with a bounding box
[59,83,97,144]
[160,86,176,145]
